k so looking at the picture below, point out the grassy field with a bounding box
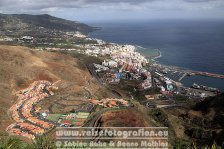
[46,114,62,122]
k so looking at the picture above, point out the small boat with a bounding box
[192,83,200,89]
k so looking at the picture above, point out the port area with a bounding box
[87,53,223,109]
[151,63,224,81]
[187,88,217,98]
[151,64,221,95]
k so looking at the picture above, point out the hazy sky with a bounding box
[0,0,224,22]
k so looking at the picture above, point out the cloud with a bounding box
[0,0,152,14]
[184,0,215,2]
[84,0,154,5]
[1,0,221,12]
[0,0,223,21]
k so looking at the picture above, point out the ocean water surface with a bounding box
[89,20,224,90]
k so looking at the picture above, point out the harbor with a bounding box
[150,62,224,91]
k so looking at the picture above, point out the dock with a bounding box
[189,71,224,79]
[178,73,187,81]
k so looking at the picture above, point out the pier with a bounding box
[178,73,187,81]
[177,71,224,81]
[189,71,224,79]
[153,63,224,81]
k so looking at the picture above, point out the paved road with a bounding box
[87,64,104,84]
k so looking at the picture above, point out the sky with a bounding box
[0,0,224,23]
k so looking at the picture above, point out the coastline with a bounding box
[133,45,224,91]
[135,45,162,61]
[151,49,162,61]
[89,30,224,91]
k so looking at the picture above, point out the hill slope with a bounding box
[0,13,95,36]
[193,93,224,113]
[184,94,224,145]
[0,45,102,132]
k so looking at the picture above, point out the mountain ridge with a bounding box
[0,13,96,36]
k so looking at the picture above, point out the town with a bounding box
[1,31,223,100]
[6,79,131,139]
[7,81,58,139]
[83,40,222,100]
[2,30,224,140]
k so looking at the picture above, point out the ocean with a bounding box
[88,20,224,90]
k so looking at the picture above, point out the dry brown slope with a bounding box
[0,45,93,131]
[100,109,149,127]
